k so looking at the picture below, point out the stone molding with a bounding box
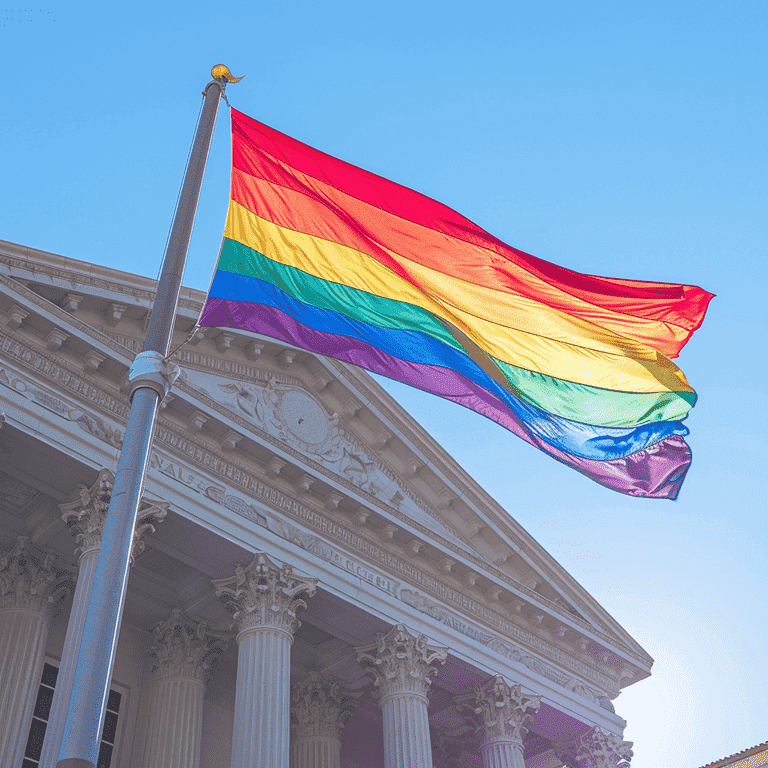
[556,727,633,768]
[0,252,201,313]
[0,328,628,697]
[149,608,230,685]
[0,323,647,687]
[456,676,541,746]
[355,623,448,702]
[0,536,71,618]
[0,263,647,661]
[0,327,633,664]
[59,468,169,563]
[213,552,318,637]
[291,670,361,742]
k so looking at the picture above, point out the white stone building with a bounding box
[0,238,647,767]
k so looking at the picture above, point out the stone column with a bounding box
[143,609,229,768]
[290,671,361,768]
[213,553,317,768]
[0,537,70,768]
[555,726,633,768]
[456,676,541,768]
[356,624,448,768]
[40,470,168,768]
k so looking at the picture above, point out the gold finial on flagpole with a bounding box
[211,64,244,83]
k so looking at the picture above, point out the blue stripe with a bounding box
[208,269,688,460]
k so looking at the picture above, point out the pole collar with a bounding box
[127,351,180,401]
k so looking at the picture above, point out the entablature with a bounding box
[0,240,653,695]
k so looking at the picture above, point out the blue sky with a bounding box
[2,2,766,766]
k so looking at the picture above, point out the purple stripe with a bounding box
[201,297,690,499]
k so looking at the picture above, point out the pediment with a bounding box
[177,365,474,554]
[0,239,653,673]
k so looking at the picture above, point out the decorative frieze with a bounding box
[146,448,623,698]
[0,324,647,687]
[556,727,633,768]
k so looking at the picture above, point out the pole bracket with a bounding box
[127,351,180,401]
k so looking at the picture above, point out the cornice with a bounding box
[0,244,652,674]
[0,320,651,679]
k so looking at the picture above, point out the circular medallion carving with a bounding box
[280,391,329,446]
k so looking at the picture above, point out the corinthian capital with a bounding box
[0,537,71,618]
[291,671,362,742]
[60,469,168,562]
[456,676,541,746]
[212,552,317,637]
[556,726,633,768]
[149,609,230,685]
[355,623,448,700]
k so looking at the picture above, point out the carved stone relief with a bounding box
[181,368,471,550]
[0,366,124,448]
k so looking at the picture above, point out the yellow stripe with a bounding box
[225,201,693,394]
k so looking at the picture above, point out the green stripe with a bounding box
[494,360,695,426]
[217,238,695,427]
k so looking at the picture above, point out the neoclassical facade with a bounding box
[0,237,646,767]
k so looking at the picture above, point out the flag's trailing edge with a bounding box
[201,108,714,499]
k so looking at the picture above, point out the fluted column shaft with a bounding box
[381,691,433,768]
[41,470,168,768]
[456,676,541,768]
[213,553,317,768]
[142,609,228,768]
[0,606,51,765]
[290,671,359,768]
[0,538,68,768]
[145,675,206,768]
[40,548,99,768]
[291,736,341,768]
[234,627,292,768]
[356,624,448,768]
[480,739,526,768]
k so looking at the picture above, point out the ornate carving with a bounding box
[60,469,169,562]
[213,552,317,636]
[456,676,541,746]
[556,727,633,768]
[149,609,229,685]
[291,671,361,742]
[0,537,71,617]
[0,365,124,448]
[355,623,447,700]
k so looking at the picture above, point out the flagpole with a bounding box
[56,65,241,768]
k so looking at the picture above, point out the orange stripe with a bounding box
[232,168,692,358]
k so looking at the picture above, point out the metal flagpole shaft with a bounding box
[56,65,241,768]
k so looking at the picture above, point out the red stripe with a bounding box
[231,108,714,345]
[231,168,698,358]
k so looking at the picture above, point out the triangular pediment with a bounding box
[177,364,474,554]
[0,238,654,678]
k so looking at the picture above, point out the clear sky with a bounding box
[2,2,766,766]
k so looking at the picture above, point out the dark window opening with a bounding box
[23,662,122,768]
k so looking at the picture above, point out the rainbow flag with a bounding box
[200,108,713,499]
